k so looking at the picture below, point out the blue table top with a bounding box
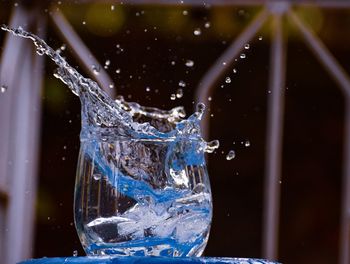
[19,256,279,264]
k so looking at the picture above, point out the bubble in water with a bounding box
[259,36,263,40]
[204,22,211,28]
[176,88,183,98]
[225,77,231,83]
[93,174,101,181]
[92,65,100,75]
[185,60,194,67]
[115,68,121,74]
[205,140,220,153]
[240,53,246,59]
[244,140,251,147]
[178,80,186,87]
[170,94,176,100]
[233,68,237,74]
[1,85,8,93]
[193,28,201,36]
[226,150,235,160]
[244,44,250,50]
[73,250,78,257]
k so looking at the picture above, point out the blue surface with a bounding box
[19,256,279,264]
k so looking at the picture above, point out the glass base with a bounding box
[19,256,280,264]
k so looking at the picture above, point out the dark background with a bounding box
[1,1,350,263]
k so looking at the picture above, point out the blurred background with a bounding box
[1,1,350,264]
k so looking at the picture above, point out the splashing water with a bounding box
[1,25,219,257]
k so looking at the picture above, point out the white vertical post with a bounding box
[0,7,44,264]
[262,9,287,260]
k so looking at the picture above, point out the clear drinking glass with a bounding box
[74,123,213,257]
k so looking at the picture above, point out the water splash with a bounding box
[1,25,218,152]
[1,25,220,257]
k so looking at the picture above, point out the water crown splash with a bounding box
[1,25,219,257]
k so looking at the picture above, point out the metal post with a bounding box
[51,10,115,97]
[262,10,286,261]
[287,10,350,264]
[194,9,269,139]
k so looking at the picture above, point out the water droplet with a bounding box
[60,44,66,51]
[104,60,111,69]
[111,5,115,11]
[244,140,251,147]
[109,84,114,89]
[226,150,236,160]
[240,53,246,59]
[82,21,86,25]
[1,85,8,93]
[171,61,176,66]
[244,44,250,50]
[204,22,211,28]
[193,28,201,36]
[222,62,227,66]
[73,250,78,257]
[259,36,263,40]
[178,80,186,87]
[93,174,101,181]
[182,10,188,15]
[170,94,176,100]
[225,77,231,83]
[115,68,121,74]
[176,88,183,98]
[185,60,194,67]
[92,65,100,75]
[145,87,151,92]
[208,96,212,101]
[205,140,220,153]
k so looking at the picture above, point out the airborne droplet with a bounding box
[205,140,220,153]
[185,60,194,67]
[176,88,183,98]
[226,150,236,160]
[225,77,231,83]
[178,80,186,87]
[240,53,246,59]
[193,28,201,36]
[1,85,8,93]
